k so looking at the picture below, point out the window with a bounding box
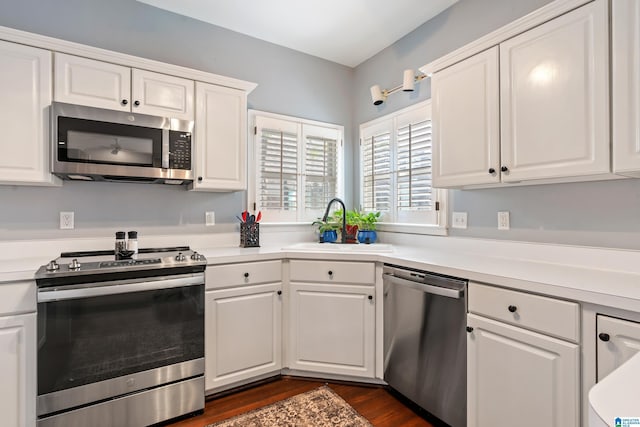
[250,111,344,223]
[359,101,444,228]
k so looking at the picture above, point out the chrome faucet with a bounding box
[322,197,346,244]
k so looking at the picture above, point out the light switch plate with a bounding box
[205,211,215,226]
[60,212,74,229]
[451,212,467,229]
[498,211,510,230]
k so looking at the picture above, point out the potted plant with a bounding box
[312,219,340,243]
[333,209,360,243]
[356,211,381,244]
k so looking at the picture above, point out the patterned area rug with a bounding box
[206,385,373,427]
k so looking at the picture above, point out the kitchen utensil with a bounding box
[256,211,262,222]
[248,214,255,223]
[242,211,248,222]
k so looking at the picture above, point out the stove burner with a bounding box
[99,258,162,268]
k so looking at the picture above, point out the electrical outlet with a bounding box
[451,212,468,229]
[60,212,74,230]
[498,211,510,230]
[205,211,215,226]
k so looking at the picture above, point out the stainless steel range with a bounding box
[34,247,207,427]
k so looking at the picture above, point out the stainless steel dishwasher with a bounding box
[383,264,467,427]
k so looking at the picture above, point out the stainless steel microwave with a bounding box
[52,102,194,185]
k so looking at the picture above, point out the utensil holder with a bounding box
[240,222,260,248]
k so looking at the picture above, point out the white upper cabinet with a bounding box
[612,0,640,176]
[432,47,500,188]
[190,82,247,191]
[500,0,609,183]
[131,68,194,119]
[54,53,130,111]
[55,53,194,120]
[0,40,59,186]
[430,0,610,188]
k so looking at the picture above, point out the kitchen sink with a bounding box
[284,242,394,253]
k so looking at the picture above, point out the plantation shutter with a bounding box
[396,119,433,210]
[361,121,392,213]
[395,103,437,224]
[255,116,299,221]
[253,114,344,223]
[359,101,440,226]
[303,124,340,217]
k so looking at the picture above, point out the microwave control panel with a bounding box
[169,131,192,170]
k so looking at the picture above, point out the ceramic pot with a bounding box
[320,230,337,243]
[357,230,377,244]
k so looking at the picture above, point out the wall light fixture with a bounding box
[370,69,428,106]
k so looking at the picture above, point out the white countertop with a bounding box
[3,235,640,312]
[588,352,640,426]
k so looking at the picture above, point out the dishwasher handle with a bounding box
[383,273,463,299]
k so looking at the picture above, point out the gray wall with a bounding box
[0,0,354,238]
[354,0,640,250]
[3,0,639,250]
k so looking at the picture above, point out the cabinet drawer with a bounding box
[206,261,281,290]
[468,282,579,342]
[0,281,36,316]
[289,260,375,285]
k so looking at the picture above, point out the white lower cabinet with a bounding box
[467,282,580,427]
[204,261,283,392]
[205,283,282,391]
[288,282,375,378]
[467,314,579,427]
[596,315,640,381]
[287,260,376,378]
[0,313,36,427]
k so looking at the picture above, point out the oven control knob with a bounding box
[190,251,202,261]
[46,260,60,272]
[175,252,186,262]
[69,259,81,270]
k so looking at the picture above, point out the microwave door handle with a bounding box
[162,129,170,169]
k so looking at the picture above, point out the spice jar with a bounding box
[127,231,138,258]
[115,231,127,259]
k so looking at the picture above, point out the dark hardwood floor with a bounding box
[168,377,435,427]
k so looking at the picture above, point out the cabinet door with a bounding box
[612,0,640,176]
[431,46,500,188]
[131,69,194,120]
[54,53,130,111]
[191,82,247,191]
[288,282,375,378]
[467,314,579,427]
[596,315,640,381]
[0,41,57,186]
[500,0,609,183]
[0,313,36,427]
[205,283,281,391]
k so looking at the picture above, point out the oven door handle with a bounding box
[37,275,202,302]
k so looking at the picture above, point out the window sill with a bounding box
[257,222,448,237]
[377,223,448,236]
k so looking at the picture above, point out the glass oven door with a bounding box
[36,273,204,416]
